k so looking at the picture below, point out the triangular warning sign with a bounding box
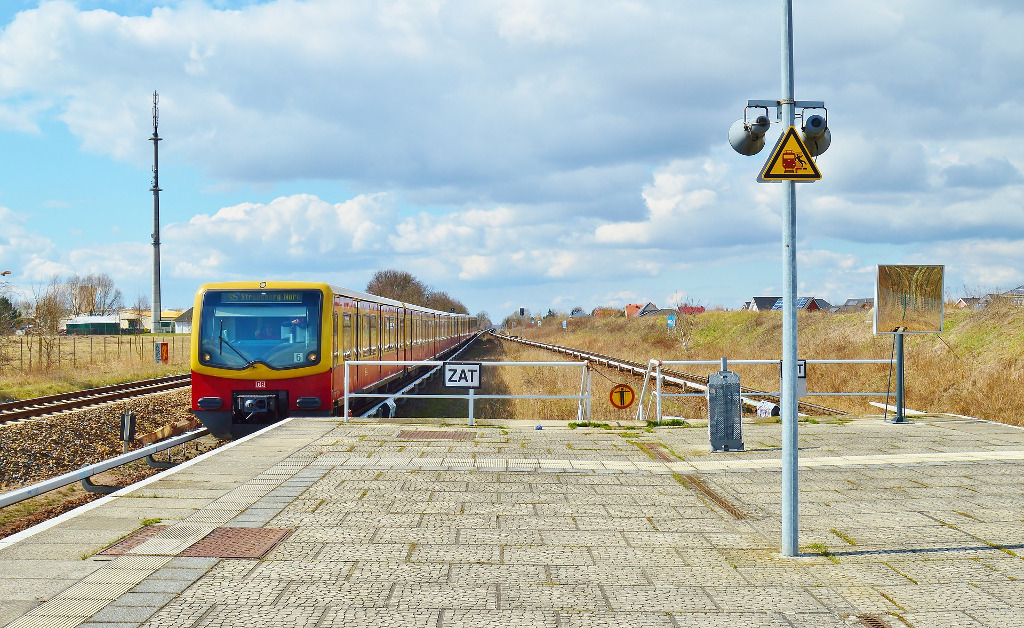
[758,126,821,182]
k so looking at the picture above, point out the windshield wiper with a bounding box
[218,320,255,366]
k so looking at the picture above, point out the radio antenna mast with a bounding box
[149,91,162,332]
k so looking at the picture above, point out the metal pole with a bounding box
[150,91,162,334]
[656,363,662,425]
[586,367,592,421]
[468,387,475,426]
[343,364,350,422]
[780,0,800,558]
[893,332,907,423]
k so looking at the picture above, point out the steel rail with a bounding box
[492,332,848,416]
[0,375,191,425]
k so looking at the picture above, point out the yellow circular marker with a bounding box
[609,384,635,410]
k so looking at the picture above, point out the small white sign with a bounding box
[779,359,807,398]
[444,362,482,388]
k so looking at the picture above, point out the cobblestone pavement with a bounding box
[2,414,1024,627]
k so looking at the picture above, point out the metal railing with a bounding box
[344,360,592,425]
[636,358,891,424]
[0,427,209,510]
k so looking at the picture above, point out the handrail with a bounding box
[344,358,590,424]
[0,428,209,509]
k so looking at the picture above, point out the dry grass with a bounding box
[517,305,1024,426]
[0,335,190,401]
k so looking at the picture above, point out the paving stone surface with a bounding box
[2,414,1024,627]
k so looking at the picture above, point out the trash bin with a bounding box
[707,370,743,451]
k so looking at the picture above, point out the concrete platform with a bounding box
[3,413,1024,627]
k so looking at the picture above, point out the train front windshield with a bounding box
[198,290,323,370]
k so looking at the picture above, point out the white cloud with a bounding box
[458,255,495,280]
[2,1,1024,316]
[68,243,150,280]
[165,193,396,276]
[594,156,777,248]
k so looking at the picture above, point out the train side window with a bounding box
[342,312,353,360]
[370,314,378,355]
[361,313,371,357]
[332,310,339,367]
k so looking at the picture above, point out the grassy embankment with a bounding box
[464,303,1024,425]
[4,306,1022,426]
[0,335,189,401]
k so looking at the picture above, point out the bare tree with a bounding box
[68,273,124,315]
[367,269,429,305]
[129,293,150,333]
[0,281,22,372]
[367,269,470,314]
[27,276,72,369]
[423,290,468,314]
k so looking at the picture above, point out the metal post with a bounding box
[468,387,475,426]
[656,363,663,425]
[892,331,907,423]
[150,91,162,334]
[586,366,592,421]
[780,0,800,558]
[343,364,350,422]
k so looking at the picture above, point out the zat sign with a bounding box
[444,362,482,389]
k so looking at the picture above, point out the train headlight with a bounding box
[201,352,212,363]
[306,351,318,363]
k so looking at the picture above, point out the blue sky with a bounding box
[1,0,1023,320]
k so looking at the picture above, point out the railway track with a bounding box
[0,375,192,425]
[493,332,848,417]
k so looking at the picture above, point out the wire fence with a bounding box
[0,334,190,372]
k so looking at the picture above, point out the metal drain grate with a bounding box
[179,527,292,559]
[397,430,475,440]
[637,442,675,461]
[857,616,893,628]
[677,474,747,520]
[98,525,167,555]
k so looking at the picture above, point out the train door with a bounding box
[383,306,398,380]
[357,300,380,387]
[340,304,354,395]
[398,307,408,366]
[400,308,408,364]
[332,308,339,369]
[429,314,437,358]
[331,299,341,407]
[409,311,417,362]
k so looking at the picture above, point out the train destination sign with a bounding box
[444,362,482,389]
[221,291,304,303]
[609,383,635,410]
[757,126,821,182]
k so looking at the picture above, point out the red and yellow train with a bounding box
[190,281,477,438]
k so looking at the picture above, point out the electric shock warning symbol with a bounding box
[758,126,821,182]
[609,384,636,410]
